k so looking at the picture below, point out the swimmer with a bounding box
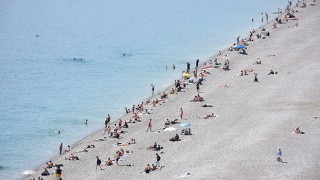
[85,119,88,125]
[173,64,176,69]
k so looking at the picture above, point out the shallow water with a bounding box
[0,0,288,179]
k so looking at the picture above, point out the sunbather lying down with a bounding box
[75,148,88,153]
[94,137,107,142]
[197,113,217,119]
[201,104,213,107]
[147,142,163,151]
[65,153,79,160]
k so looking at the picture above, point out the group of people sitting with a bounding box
[163,119,179,129]
[144,164,160,173]
[268,70,278,75]
[147,142,163,151]
[181,128,192,135]
[127,113,141,123]
[191,94,204,102]
[160,91,168,99]
[239,68,254,76]
[65,153,79,160]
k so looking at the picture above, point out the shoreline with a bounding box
[29,1,320,179]
[31,1,295,177]
[30,19,266,179]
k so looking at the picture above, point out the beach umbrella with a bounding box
[234,45,246,49]
[179,123,190,127]
[163,127,176,132]
[23,170,36,175]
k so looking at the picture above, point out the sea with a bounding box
[0,0,289,179]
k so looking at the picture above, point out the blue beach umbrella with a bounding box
[234,45,246,49]
[179,123,191,127]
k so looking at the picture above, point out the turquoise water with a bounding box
[0,0,288,179]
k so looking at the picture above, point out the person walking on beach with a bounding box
[196,82,200,92]
[265,13,269,23]
[59,143,63,155]
[146,119,152,132]
[156,153,161,167]
[96,156,103,170]
[196,59,199,68]
[55,165,62,179]
[180,108,183,120]
[254,73,259,83]
[277,147,282,162]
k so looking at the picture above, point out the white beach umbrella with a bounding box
[23,170,36,175]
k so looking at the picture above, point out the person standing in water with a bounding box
[59,143,63,155]
[151,84,155,95]
[196,59,199,68]
[265,13,269,23]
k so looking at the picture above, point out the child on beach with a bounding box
[277,148,282,162]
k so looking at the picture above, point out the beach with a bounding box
[30,1,320,179]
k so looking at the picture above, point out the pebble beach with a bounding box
[30,1,320,179]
